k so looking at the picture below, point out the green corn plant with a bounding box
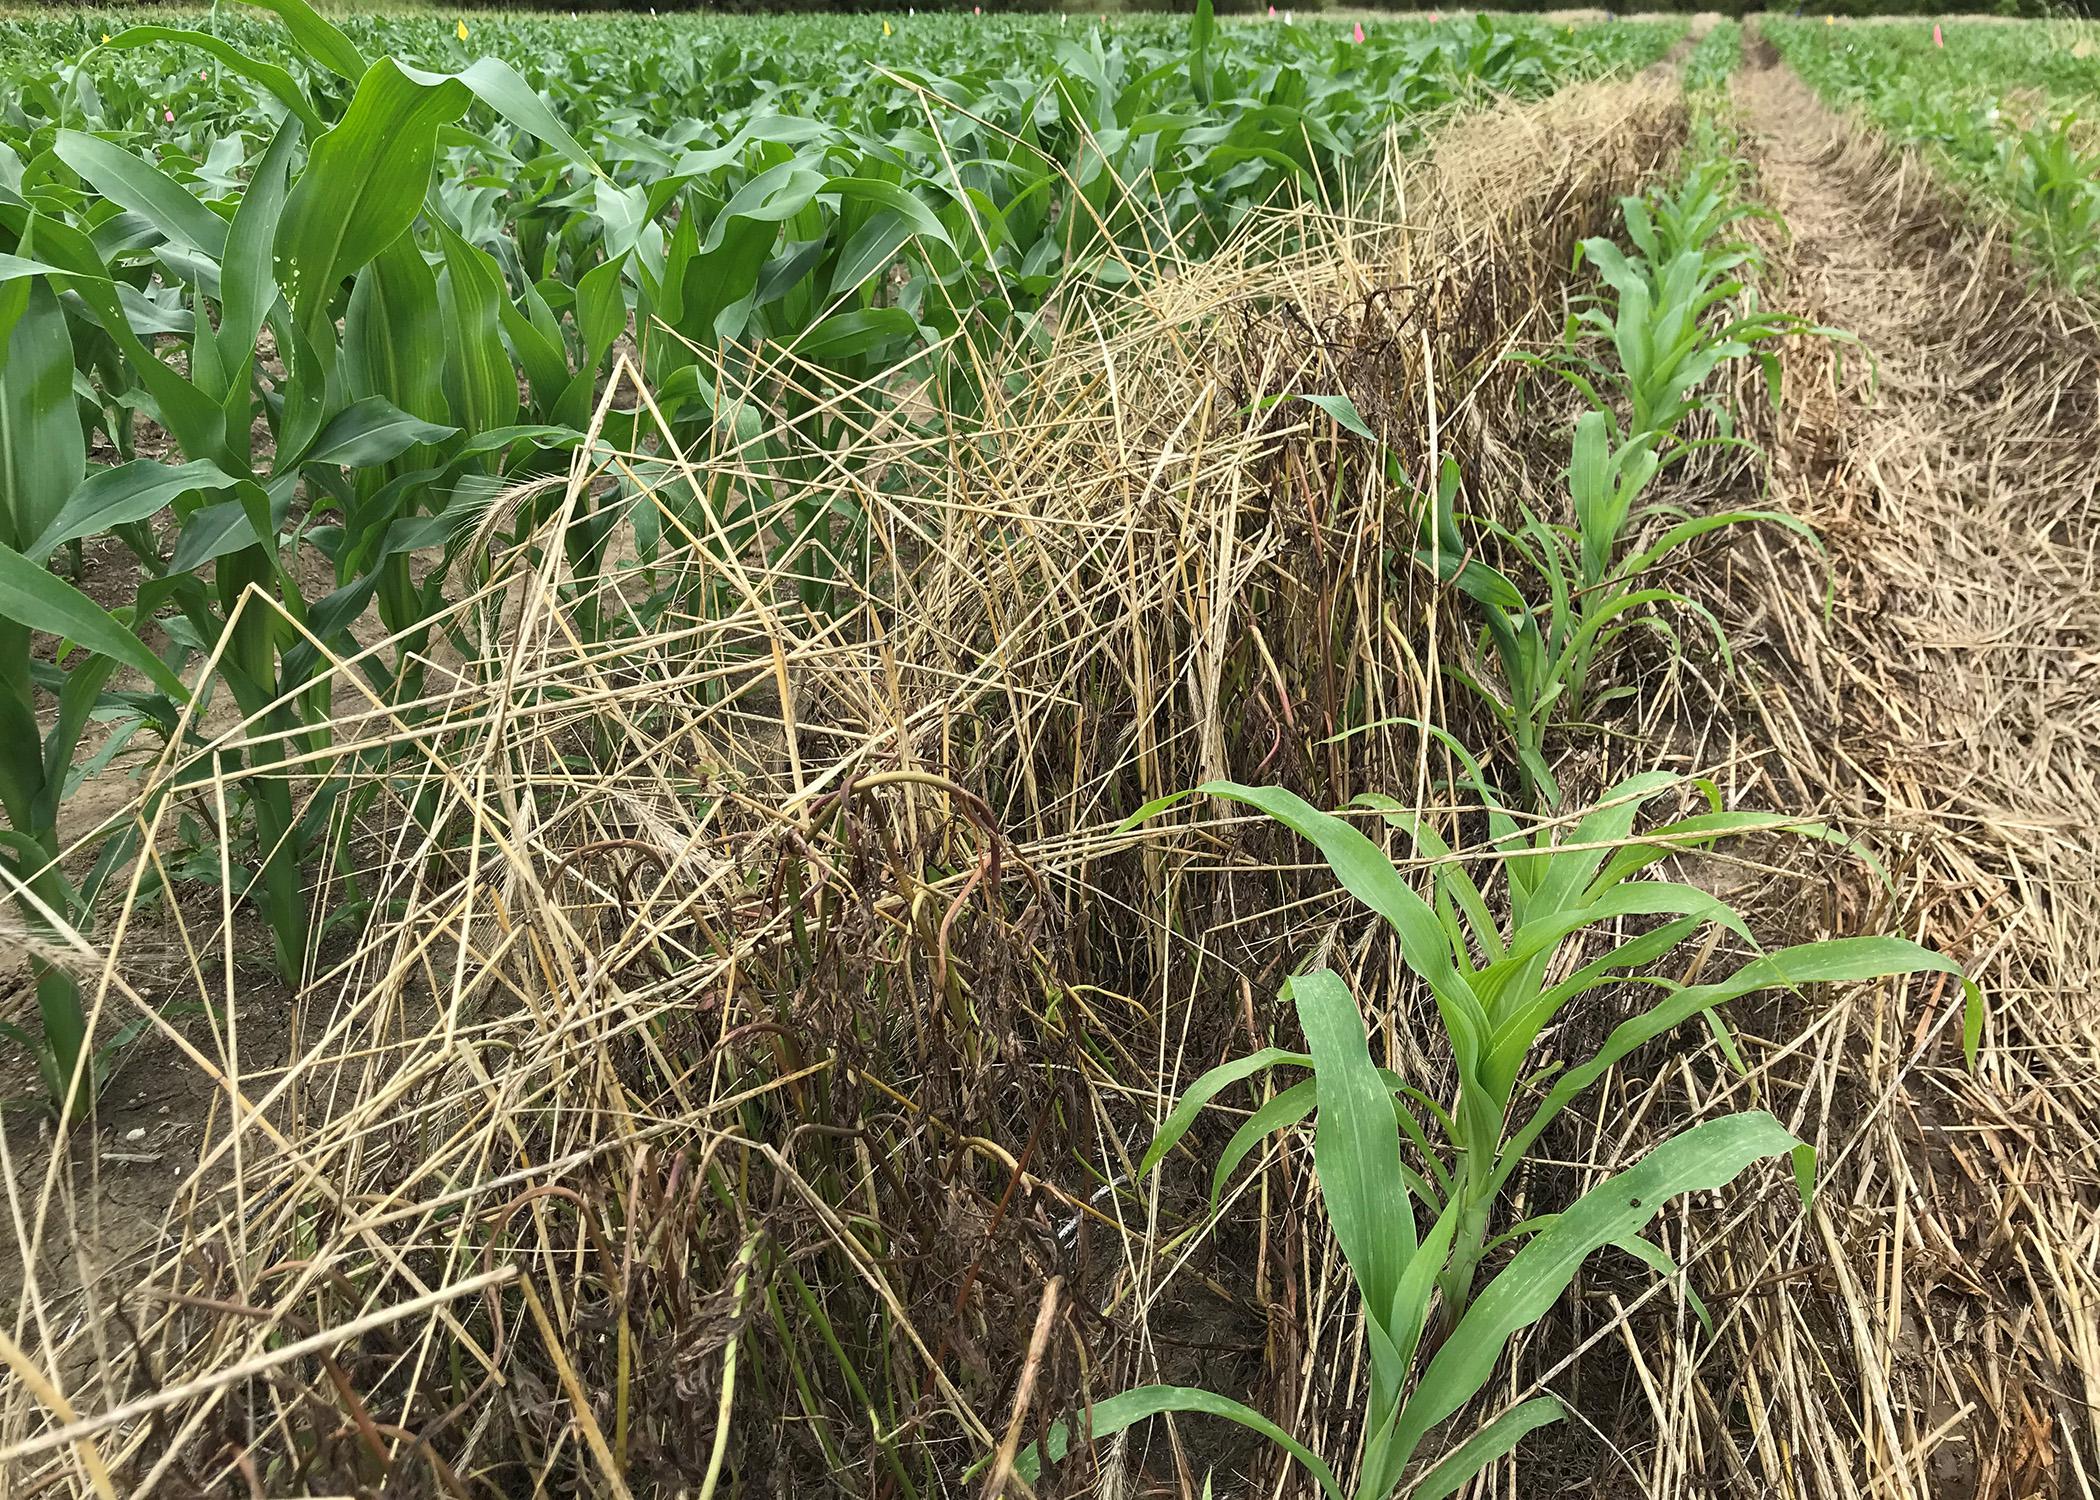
[1528,160,1813,455]
[0,0,607,1107]
[1406,455,1565,803]
[1416,152,1832,805]
[1406,437,1811,807]
[14,1,608,983]
[1018,769,1979,1497]
[2003,114,2100,295]
[0,273,198,1111]
[0,258,230,1104]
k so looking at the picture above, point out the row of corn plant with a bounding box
[1417,63,1829,806]
[1022,761,1979,1497]
[0,1,609,1110]
[1002,50,1989,1493]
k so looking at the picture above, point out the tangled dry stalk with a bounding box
[0,51,2089,1500]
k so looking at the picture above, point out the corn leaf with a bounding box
[1013,1385,1343,1500]
[239,0,369,83]
[1291,968,1415,1318]
[0,283,84,553]
[0,543,186,700]
[1402,1396,1566,1500]
[30,459,249,560]
[1392,1112,1800,1474]
[275,59,471,335]
[99,26,326,134]
[54,131,231,262]
[291,398,459,471]
[1138,1045,1311,1177]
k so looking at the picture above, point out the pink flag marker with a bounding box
[1352,20,1364,41]
[1932,22,1943,45]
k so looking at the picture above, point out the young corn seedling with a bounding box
[1405,433,1812,808]
[1528,158,1812,456]
[1020,770,1979,1498]
[2002,115,2100,296]
[1415,157,1834,806]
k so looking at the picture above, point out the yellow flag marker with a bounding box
[883,17,893,34]
[457,18,471,39]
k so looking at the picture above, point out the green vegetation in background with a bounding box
[0,6,1680,74]
[1773,16,2100,293]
